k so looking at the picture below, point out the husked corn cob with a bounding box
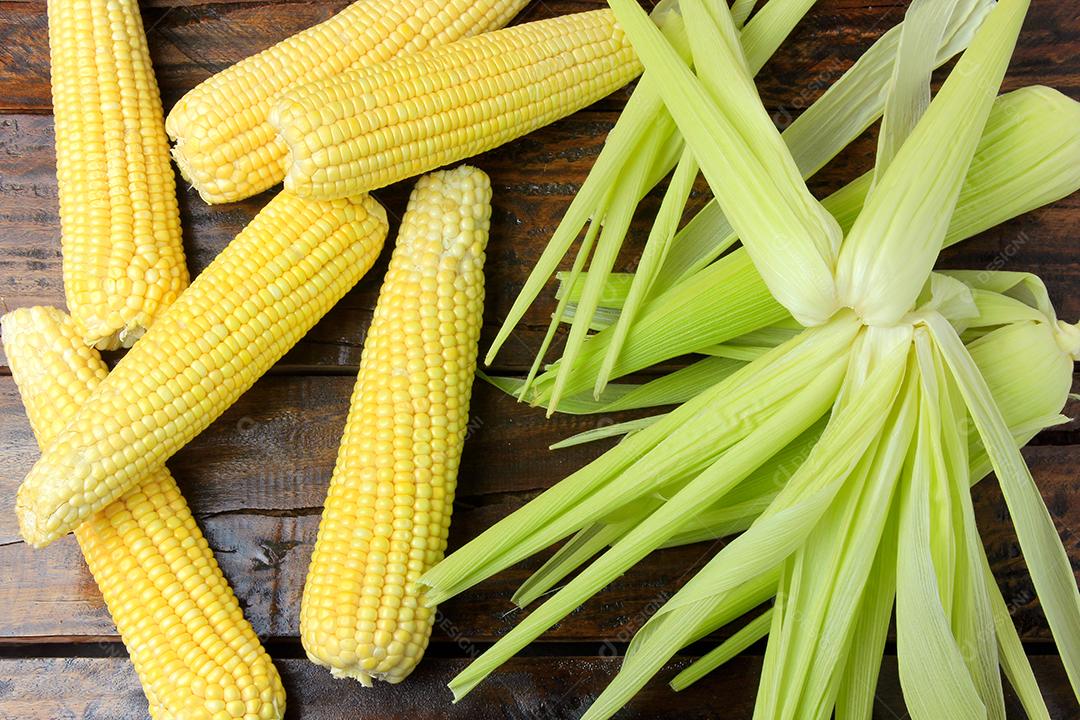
[301,166,491,684]
[272,10,642,200]
[49,0,188,350]
[16,192,389,548]
[166,0,529,204]
[3,306,285,720]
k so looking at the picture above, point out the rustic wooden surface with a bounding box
[0,655,1075,720]
[0,0,1077,718]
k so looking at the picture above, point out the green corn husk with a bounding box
[556,83,1080,321]
[582,2,1078,718]
[427,0,1080,718]
[522,84,1080,410]
[488,0,998,407]
[488,0,823,406]
[835,0,1026,324]
[669,610,773,691]
[426,280,1076,713]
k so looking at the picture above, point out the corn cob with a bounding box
[49,0,188,350]
[3,306,285,720]
[16,192,389,548]
[301,166,491,684]
[272,10,642,200]
[166,0,529,204]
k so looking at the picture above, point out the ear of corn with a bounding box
[16,192,389,548]
[301,166,491,685]
[166,0,528,204]
[48,0,188,350]
[2,306,285,720]
[271,10,642,199]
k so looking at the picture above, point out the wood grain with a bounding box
[1,375,1077,643]
[0,654,1074,720]
[0,0,1078,717]
[1,1,1077,372]
[0,110,614,373]
[1,114,1078,372]
[0,1,1076,112]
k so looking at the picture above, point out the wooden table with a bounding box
[0,1,1077,717]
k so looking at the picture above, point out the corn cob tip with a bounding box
[168,139,198,195]
[15,469,65,548]
[15,416,91,548]
[267,100,302,195]
[74,320,148,352]
[300,649,373,687]
[363,193,389,228]
[330,666,375,687]
[87,320,148,351]
[0,306,41,337]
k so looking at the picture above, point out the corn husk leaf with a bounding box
[575,334,911,720]
[926,312,1080,698]
[833,502,900,720]
[836,0,1030,324]
[659,0,993,284]
[488,0,817,369]
[984,552,1053,720]
[894,338,986,720]
[561,84,1080,317]
[482,356,743,415]
[670,610,773,691]
[550,416,662,450]
[448,351,848,701]
[612,0,842,326]
[510,521,632,608]
[421,318,862,605]
[530,86,1080,409]
[874,0,969,181]
[596,147,698,394]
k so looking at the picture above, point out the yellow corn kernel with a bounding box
[301,166,491,684]
[2,306,285,720]
[48,0,189,350]
[16,192,389,548]
[166,0,529,204]
[272,9,642,200]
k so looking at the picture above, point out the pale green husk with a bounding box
[434,0,1080,717]
[523,84,1080,409]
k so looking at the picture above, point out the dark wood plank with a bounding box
[1,1,1077,113]
[0,653,1074,720]
[1,108,1078,372]
[1,374,1077,642]
[0,1,611,114]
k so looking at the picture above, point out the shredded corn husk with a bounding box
[425,0,1080,718]
[530,84,1080,408]
[489,0,999,404]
